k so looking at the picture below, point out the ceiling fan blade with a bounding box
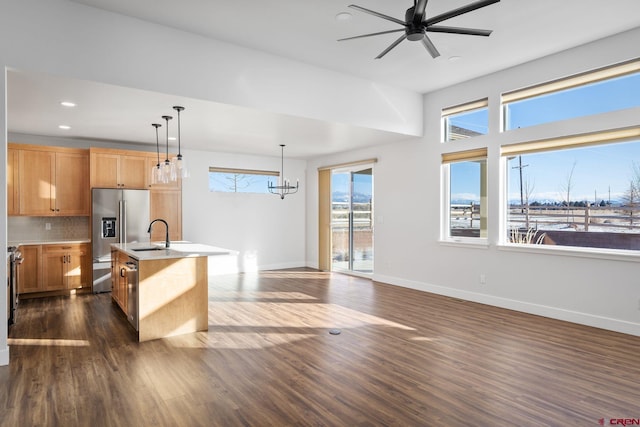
[338,28,405,42]
[412,0,428,23]
[426,25,492,36]
[348,5,406,26]
[375,34,408,59]
[423,0,500,26]
[421,35,440,58]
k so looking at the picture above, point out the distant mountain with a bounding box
[332,191,372,203]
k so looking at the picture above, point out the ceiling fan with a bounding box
[338,0,500,59]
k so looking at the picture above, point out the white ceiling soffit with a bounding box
[68,0,640,94]
[8,70,410,159]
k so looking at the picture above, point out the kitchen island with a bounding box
[111,242,231,342]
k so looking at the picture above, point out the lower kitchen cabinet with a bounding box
[111,249,128,312]
[17,245,43,294]
[42,244,89,291]
[18,243,90,295]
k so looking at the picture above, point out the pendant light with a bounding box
[268,144,299,199]
[150,123,163,184]
[170,105,189,179]
[161,115,172,184]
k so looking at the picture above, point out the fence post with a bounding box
[584,206,589,232]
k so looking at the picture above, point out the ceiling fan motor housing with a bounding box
[405,6,425,41]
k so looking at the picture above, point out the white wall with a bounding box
[182,148,306,273]
[1,65,8,365]
[306,27,640,336]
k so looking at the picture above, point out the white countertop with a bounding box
[112,241,236,261]
[10,239,91,247]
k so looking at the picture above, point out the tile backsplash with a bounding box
[8,216,90,243]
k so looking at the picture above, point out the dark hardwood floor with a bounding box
[2,269,640,426]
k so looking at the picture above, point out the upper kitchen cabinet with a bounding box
[14,144,90,216]
[90,148,149,189]
[7,147,18,215]
[150,190,182,242]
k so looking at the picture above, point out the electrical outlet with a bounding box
[45,223,51,231]
[638,299,640,311]
[479,274,486,285]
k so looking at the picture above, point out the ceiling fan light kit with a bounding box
[338,0,500,59]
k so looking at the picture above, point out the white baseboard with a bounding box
[373,273,640,337]
[256,261,307,272]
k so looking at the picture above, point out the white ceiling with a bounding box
[8,0,640,158]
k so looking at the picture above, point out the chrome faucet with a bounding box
[148,218,170,248]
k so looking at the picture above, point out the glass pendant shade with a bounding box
[161,115,173,183]
[150,107,188,184]
[171,155,189,179]
[172,106,189,179]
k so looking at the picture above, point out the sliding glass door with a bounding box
[331,165,373,273]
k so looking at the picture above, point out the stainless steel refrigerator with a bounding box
[92,188,150,293]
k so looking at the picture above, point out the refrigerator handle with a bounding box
[120,199,127,243]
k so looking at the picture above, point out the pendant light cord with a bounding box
[173,106,185,160]
[152,123,161,167]
[281,144,285,186]
[162,115,172,164]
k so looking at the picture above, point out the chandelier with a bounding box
[150,106,189,184]
[268,144,299,199]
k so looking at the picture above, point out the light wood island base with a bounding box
[111,244,210,342]
[138,255,208,342]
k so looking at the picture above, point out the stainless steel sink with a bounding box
[131,247,166,252]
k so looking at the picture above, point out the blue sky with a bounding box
[451,72,640,203]
[332,170,373,202]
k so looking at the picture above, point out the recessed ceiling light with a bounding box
[335,12,352,22]
[60,101,76,107]
[448,56,462,62]
[58,125,71,130]
[168,137,176,141]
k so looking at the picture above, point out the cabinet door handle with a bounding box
[120,268,126,277]
[62,255,66,264]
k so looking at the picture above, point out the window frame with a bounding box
[501,58,640,132]
[441,148,489,246]
[441,98,489,142]
[208,166,279,194]
[499,126,640,254]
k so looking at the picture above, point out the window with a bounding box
[442,148,488,241]
[442,99,489,142]
[208,167,278,194]
[502,127,640,251]
[502,59,640,131]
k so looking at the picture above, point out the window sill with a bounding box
[497,242,640,263]
[439,238,489,249]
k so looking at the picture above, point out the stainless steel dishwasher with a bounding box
[121,258,139,331]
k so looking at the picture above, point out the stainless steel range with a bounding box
[7,246,22,329]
